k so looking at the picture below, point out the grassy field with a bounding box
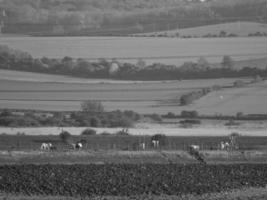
[0,72,243,113]
[1,70,267,115]
[139,22,267,38]
[1,134,267,151]
[1,149,267,165]
[0,36,267,65]
[0,69,143,84]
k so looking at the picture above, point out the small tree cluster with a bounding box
[181,110,199,118]
[81,100,104,113]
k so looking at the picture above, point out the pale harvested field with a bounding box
[0,73,242,113]
[188,81,267,115]
[0,126,266,136]
[0,36,267,65]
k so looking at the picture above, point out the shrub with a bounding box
[222,55,234,69]
[0,109,12,117]
[165,112,176,118]
[59,131,71,143]
[181,110,199,118]
[151,134,168,147]
[149,114,162,122]
[233,80,245,87]
[90,117,101,127]
[224,120,240,126]
[116,128,130,136]
[81,100,104,113]
[100,131,111,136]
[81,128,96,136]
[236,112,244,119]
[119,117,134,128]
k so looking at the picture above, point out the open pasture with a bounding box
[188,81,267,115]
[0,75,240,113]
[0,36,267,65]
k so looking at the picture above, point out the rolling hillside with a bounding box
[1,0,267,35]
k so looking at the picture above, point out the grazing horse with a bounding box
[187,144,206,164]
[72,142,83,150]
[220,142,230,151]
[40,143,52,151]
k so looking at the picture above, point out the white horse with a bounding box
[40,143,52,151]
[140,142,146,150]
[220,142,230,151]
[189,145,200,151]
[152,140,159,148]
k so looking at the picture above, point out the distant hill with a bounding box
[0,0,267,36]
[136,22,267,37]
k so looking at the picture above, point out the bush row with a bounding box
[0,109,140,128]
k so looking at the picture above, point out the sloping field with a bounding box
[141,22,267,37]
[187,81,267,115]
[0,69,141,84]
[1,36,267,65]
[0,71,242,113]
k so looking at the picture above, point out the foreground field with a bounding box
[2,187,267,200]
[1,163,267,197]
[0,37,267,65]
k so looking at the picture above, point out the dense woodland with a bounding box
[0,45,266,80]
[0,0,267,35]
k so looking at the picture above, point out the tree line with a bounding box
[0,45,266,80]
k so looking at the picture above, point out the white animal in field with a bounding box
[152,140,159,148]
[40,143,52,151]
[189,145,200,151]
[140,143,146,150]
[72,142,83,150]
[220,141,230,150]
